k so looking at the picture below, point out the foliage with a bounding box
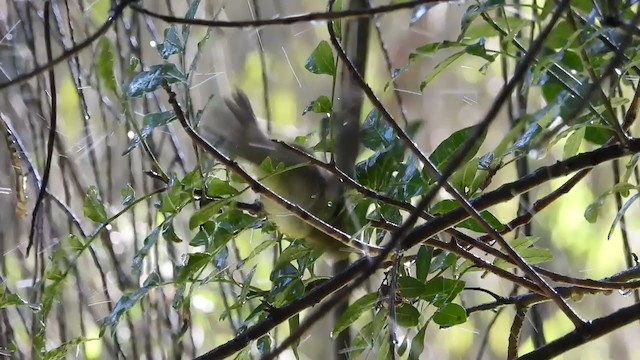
[3,1,640,360]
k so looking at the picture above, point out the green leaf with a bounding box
[189,199,228,229]
[239,266,257,305]
[125,111,177,154]
[257,335,272,355]
[97,37,117,94]
[430,252,458,273]
[493,236,552,268]
[563,126,585,159]
[398,276,428,299]
[120,184,135,206]
[128,56,140,73]
[416,246,433,282]
[395,303,420,327]
[433,303,467,327]
[132,225,161,272]
[43,336,91,360]
[332,292,379,337]
[356,148,404,193]
[274,245,313,271]
[420,51,464,90]
[83,186,108,223]
[176,253,212,283]
[190,221,215,247]
[399,276,465,305]
[392,155,427,199]
[410,40,469,60]
[607,193,640,239]
[303,95,333,115]
[67,234,84,253]
[360,109,397,152]
[305,41,336,76]
[431,199,504,232]
[102,272,160,335]
[408,324,427,360]
[546,21,578,50]
[157,26,183,59]
[424,277,465,306]
[428,125,486,177]
[240,239,276,264]
[0,285,31,309]
[162,219,182,243]
[459,1,507,40]
[419,39,496,90]
[157,176,191,214]
[584,198,604,223]
[182,0,201,40]
[125,63,187,97]
[205,177,238,197]
[288,314,301,357]
[272,277,305,307]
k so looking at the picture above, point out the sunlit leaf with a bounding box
[303,95,332,115]
[563,126,585,159]
[120,184,135,206]
[205,177,238,197]
[305,41,336,76]
[176,253,211,283]
[97,37,117,94]
[83,186,108,224]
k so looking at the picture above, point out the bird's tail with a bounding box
[198,90,281,166]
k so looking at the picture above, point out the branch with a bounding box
[466,265,640,315]
[27,2,57,256]
[518,301,640,360]
[404,137,640,251]
[130,0,444,28]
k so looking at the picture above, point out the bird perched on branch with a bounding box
[198,90,380,259]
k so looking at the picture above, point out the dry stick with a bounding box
[508,306,528,360]
[160,83,381,255]
[130,0,446,28]
[330,0,583,327]
[331,0,372,357]
[0,0,136,92]
[467,264,640,315]
[27,1,57,256]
